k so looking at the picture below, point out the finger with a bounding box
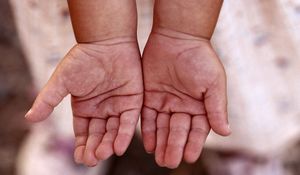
[141,107,157,153]
[184,115,210,163]
[83,118,106,167]
[114,109,140,156]
[155,113,170,167]
[96,117,119,160]
[164,113,191,169]
[25,75,68,122]
[73,116,89,164]
[204,74,231,136]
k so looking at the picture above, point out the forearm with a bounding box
[153,0,223,40]
[68,0,137,43]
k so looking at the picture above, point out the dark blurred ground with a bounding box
[0,0,32,175]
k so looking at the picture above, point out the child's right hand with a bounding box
[25,38,144,167]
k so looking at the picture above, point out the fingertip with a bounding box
[113,137,127,156]
[211,123,231,136]
[146,150,154,154]
[141,107,157,153]
[114,149,125,156]
[114,110,139,156]
[24,109,47,122]
[83,151,98,167]
[74,146,85,164]
[164,148,182,169]
[142,134,156,153]
[206,111,231,136]
[24,109,32,118]
[164,161,180,169]
[95,145,114,161]
[155,154,165,167]
[24,109,35,122]
[25,100,55,122]
[184,157,198,164]
[95,150,105,161]
[183,149,200,164]
[225,124,232,135]
[86,162,98,167]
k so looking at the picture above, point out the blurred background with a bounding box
[0,0,300,175]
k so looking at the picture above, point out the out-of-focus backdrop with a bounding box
[0,0,299,175]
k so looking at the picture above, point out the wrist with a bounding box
[75,36,139,50]
[152,21,213,41]
[153,0,223,40]
[68,0,137,43]
[151,27,211,43]
[77,35,138,45]
[73,36,140,61]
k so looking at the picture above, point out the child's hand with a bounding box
[141,31,231,168]
[25,38,143,167]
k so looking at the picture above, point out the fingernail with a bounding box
[146,151,154,154]
[227,124,232,134]
[25,109,32,118]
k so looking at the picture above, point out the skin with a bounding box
[25,0,230,169]
[141,0,231,169]
[25,0,143,167]
[67,0,137,42]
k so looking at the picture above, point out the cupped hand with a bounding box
[25,38,143,167]
[141,30,231,169]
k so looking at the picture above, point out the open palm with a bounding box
[25,39,143,167]
[141,32,230,168]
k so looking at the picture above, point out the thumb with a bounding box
[25,75,68,122]
[204,75,231,136]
